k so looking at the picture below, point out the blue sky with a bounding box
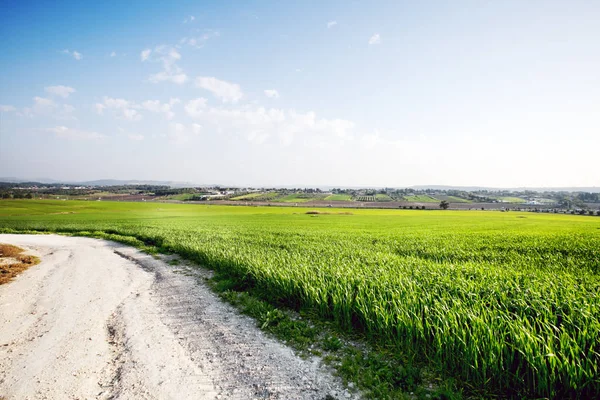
[1,0,599,187]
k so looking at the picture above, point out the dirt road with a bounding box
[0,234,353,399]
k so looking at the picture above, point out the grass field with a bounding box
[375,194,393,202]
[436,195,472,203]
[230,192,279,201]
[274,193,328,203]
[324,194,353,201]
[1,200,599,398]
[403,195,439,202]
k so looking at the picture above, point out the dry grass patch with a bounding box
[0,243,40,285]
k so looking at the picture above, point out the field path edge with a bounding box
[0,234,353,400]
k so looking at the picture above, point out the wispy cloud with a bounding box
[118,127,144,141]
[61,49,83,60]
[33,96,56,109]
[264,89,280,99]
[180,30,220,49]
[184,98,208,118]
[96,97,180,121]
[327,20,337,28]
[45,85,76,98]
[140,49,151,61]
[168,122,201,144]
[46,126,104,140]
[183,102,355,147]
[110,51,117,57]
[10,96,76,120]
[142,46,188,85]
[368,33,381,45]
[95,97,142,121]
[195,76,243,103]
[0,105,17,113]
[183,15,195,24]
[140,98,180,119]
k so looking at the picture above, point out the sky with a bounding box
[0,0,599,188]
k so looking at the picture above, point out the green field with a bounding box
[356,195,375,202]
[324,194,353,201]
[442,196,472,203]
[273,193,328,203]
[1,200,599,398]
[375,193,393,201]
[403,195,439,202]
[230,192,279,201]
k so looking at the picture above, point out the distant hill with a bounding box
[0,178,210,188]
[411,185,600,193]
[1,178,598,192]
[79,179,205,188]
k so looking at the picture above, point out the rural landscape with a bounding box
[1,1,599,399]
[1,191,599,398]
[2,180,600,214]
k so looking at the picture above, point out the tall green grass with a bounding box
[1,200,599,398]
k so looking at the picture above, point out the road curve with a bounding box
[0,234,353,400]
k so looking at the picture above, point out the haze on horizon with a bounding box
[1,1,598,188]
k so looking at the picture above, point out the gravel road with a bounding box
[0,234,355,400]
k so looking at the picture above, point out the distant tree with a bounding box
[588,210,595,216]
[439,200,449,210]
[596,210,600,216]
[421,205,426,210]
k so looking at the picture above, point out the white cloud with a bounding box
[34,96,56,109]
[369,33,381,45]
[45,85,76,98]
[96,96,179,121]
[148,71,188,85]
[327,20,337,28]
[192,123,202,135]
[17,108,34,118]
[183,15,195,23]
[46,126,104,140]
[180,30,220,49]
[94,103,106,115]
[264,89,280,99]
[143,46,188,84]
[141,98,180,119]
[122,108,142,121]
[96,96,142,121]
[168,122,201,144]
[184,103,355,147]
[0,105,16,113]
[195,76,243,103]
[62,104,75,114]
[62,49,83,60]
[118,127,144,141]
[8,96,75,120]
[141,49,152,61]
[110,51,117,57]
[184,98,208,118]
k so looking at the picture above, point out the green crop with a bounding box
[1,200,599,398]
